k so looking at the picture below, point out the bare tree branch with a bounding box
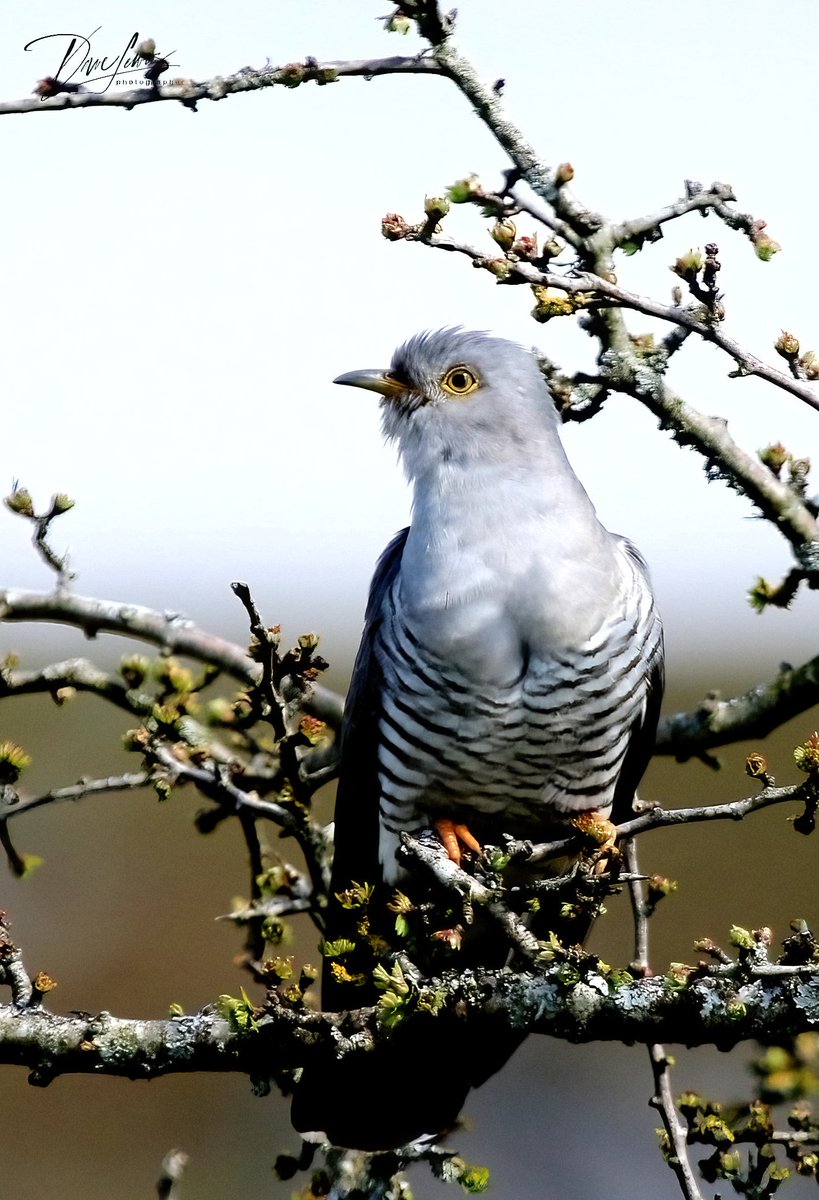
[0,587,344,727]
[656,656,819,759]
[1,772,149,821]
[519,780,811,866]
[649,1044,707,1200]
[0,56,445,118]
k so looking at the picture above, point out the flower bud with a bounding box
[0,740,32,784]
[4,488,34,516]
[794,732,819,775]
[775,330,800,358]
[753,232,781,261]
[120,655,150,688]
[512,233,538,259]
[672,249,704,278]
[382,212,411,240]
[745,751,768,778]
[424,195,450,220]
[446,174,481,204]
[490,218,516,251]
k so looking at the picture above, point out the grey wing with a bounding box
[610,537,665,822]
[296,526,518,1148]
[322,527,408,1009]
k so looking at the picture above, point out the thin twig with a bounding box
[0,56,445,118]
[521,782,806,865]
[1,772,150,821]
[623,839,650,975]
[609,182,737,246]
[649,1043,706,1200]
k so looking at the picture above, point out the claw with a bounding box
[434,819,482,866]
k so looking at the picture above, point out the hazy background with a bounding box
[2,2,819,1197]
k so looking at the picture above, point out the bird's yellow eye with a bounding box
[441,365,479,396]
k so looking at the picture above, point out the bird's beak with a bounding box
[333,368,406,399]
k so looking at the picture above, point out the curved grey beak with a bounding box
[333,369,406,398]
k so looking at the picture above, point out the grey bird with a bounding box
[292,327,664,1149]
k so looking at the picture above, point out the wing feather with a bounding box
[322,528,408,1011]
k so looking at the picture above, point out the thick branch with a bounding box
[657,656,819,759]
[3,961,819,1085]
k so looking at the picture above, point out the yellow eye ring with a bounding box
[441,365,479,396]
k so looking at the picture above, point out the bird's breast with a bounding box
[371,536,662,881]
[396,526,621,688]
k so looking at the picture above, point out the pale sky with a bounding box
[3,0,818,688]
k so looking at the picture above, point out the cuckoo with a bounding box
[292,327,664,1148]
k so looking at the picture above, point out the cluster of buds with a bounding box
[774,330,819,381]
[489,220,561,264]
[671,244,723,315]
[747,572,804,613]
[276,62,307,89]
[794,731,819,776]
[4,487,34,516]
[4,488,75,521]
[758,440,812,498]
[530,283,594,323]
[672,248,705,280]
[298,714,328,746]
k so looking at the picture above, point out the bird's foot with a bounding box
[570,811,619,874]
[431,925,464,951]
[434,819,482,867]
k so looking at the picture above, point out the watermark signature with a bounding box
[24,27,176,94]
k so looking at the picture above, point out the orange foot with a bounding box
[571,810,619,873]
[434,819,482,867]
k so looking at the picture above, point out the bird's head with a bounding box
[334,327,560,480]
